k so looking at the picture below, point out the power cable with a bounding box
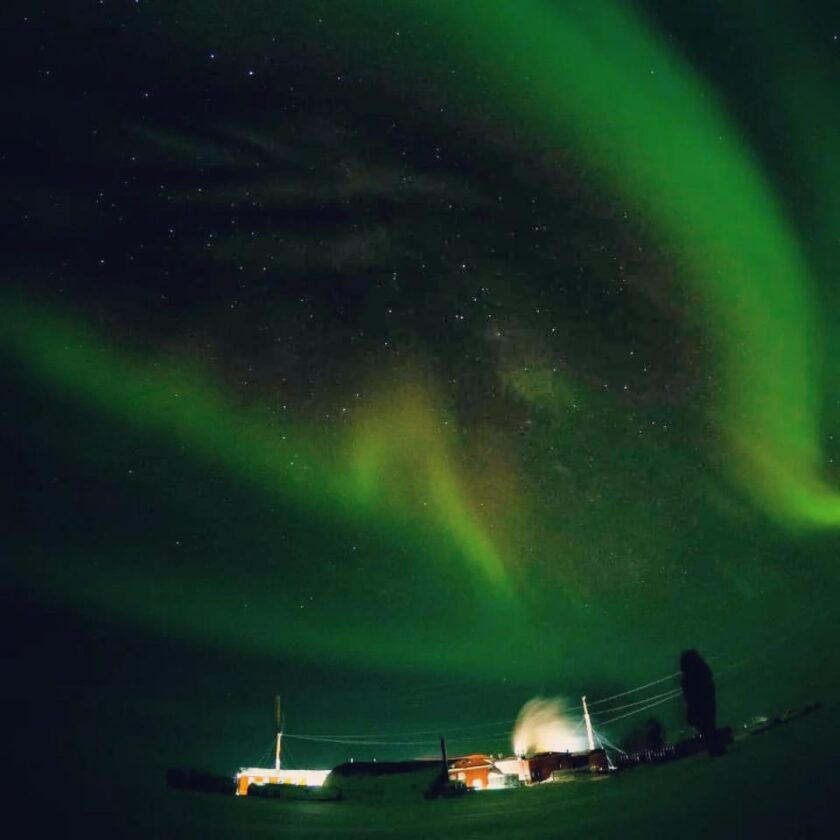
[597,690,683,728]
[286,686,681,743]
[590,687,683,717]
[283,671,682,743]
[586,672,680,707]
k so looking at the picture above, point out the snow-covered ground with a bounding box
[112,708,833,838]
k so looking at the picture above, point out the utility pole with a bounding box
[582,695,595,753]
[274,695,283,771]
[440,737,449,776]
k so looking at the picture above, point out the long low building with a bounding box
[326,760,446,801]
[527,749,609,781]
[236,767,330,796]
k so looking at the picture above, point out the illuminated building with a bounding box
[235,767,330,796]
[448,754,519,790]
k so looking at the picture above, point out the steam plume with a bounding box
[512,696,587,757]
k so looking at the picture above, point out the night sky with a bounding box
[3,0,839,828]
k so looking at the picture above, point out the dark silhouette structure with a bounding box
[620,717,665,753]
[680,649,725,756]
[645,717,665,751]
[166,767,235,795]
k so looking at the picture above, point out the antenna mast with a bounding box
[582,695,596,752]
[274,695,283,771]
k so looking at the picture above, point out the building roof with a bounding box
[450,754,499,770]
[330,760,442,777]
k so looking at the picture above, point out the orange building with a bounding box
[447,754,522,790]
[448,754,497,789]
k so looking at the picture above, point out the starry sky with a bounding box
[3,0,839,799]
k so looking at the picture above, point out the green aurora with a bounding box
[4,0,839,688]
[275,0,839,527]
